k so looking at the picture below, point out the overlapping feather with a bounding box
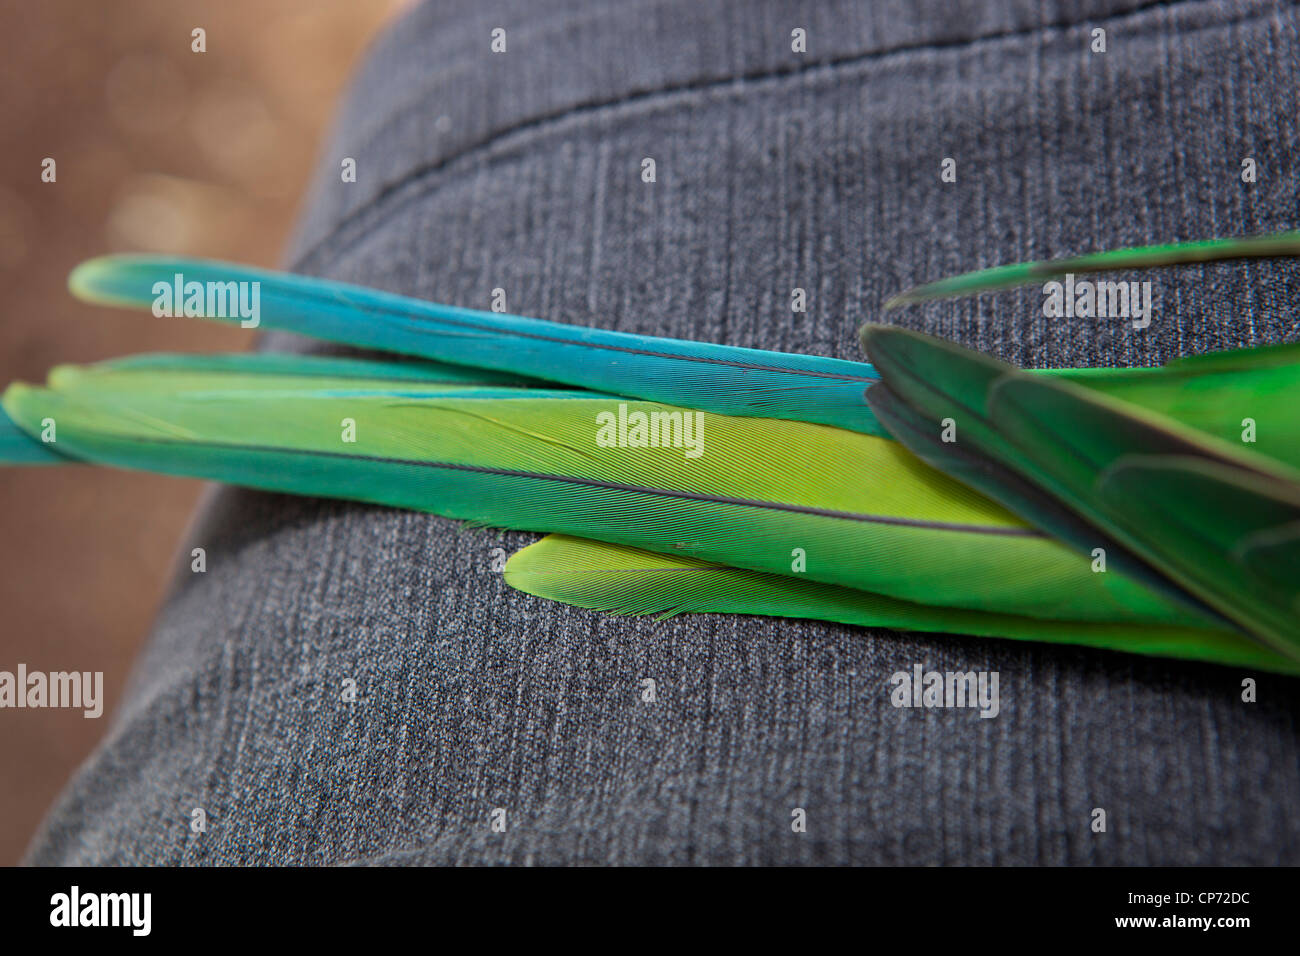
[862,325,1300,656]
[2,352,1202,626]
[1,231,1296,669]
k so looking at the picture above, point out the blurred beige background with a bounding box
[0,0,409,865]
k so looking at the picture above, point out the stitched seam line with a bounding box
[291,0,1292,273]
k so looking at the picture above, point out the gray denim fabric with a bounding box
[26,0,1300,865]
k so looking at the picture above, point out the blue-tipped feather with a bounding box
[68,255,888,436]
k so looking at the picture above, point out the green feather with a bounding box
[504,535,1300,674]
[1,357,1208,628]
[0,351,540,467]
[862,325,1198,604]
[994,377,1300,652]
[864,327,1300,612]
[1057,360,1300,471]
[1162,340,1300,372]
[884,231,1300,308]
[13,345,1300,478]
[862,324,1300,658]
[865,372,1214,618]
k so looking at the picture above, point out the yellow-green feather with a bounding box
[504,535,1300,673]
[1,358,1209,628]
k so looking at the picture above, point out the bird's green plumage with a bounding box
[504,534,1300,674]
[1,355,1207,627]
